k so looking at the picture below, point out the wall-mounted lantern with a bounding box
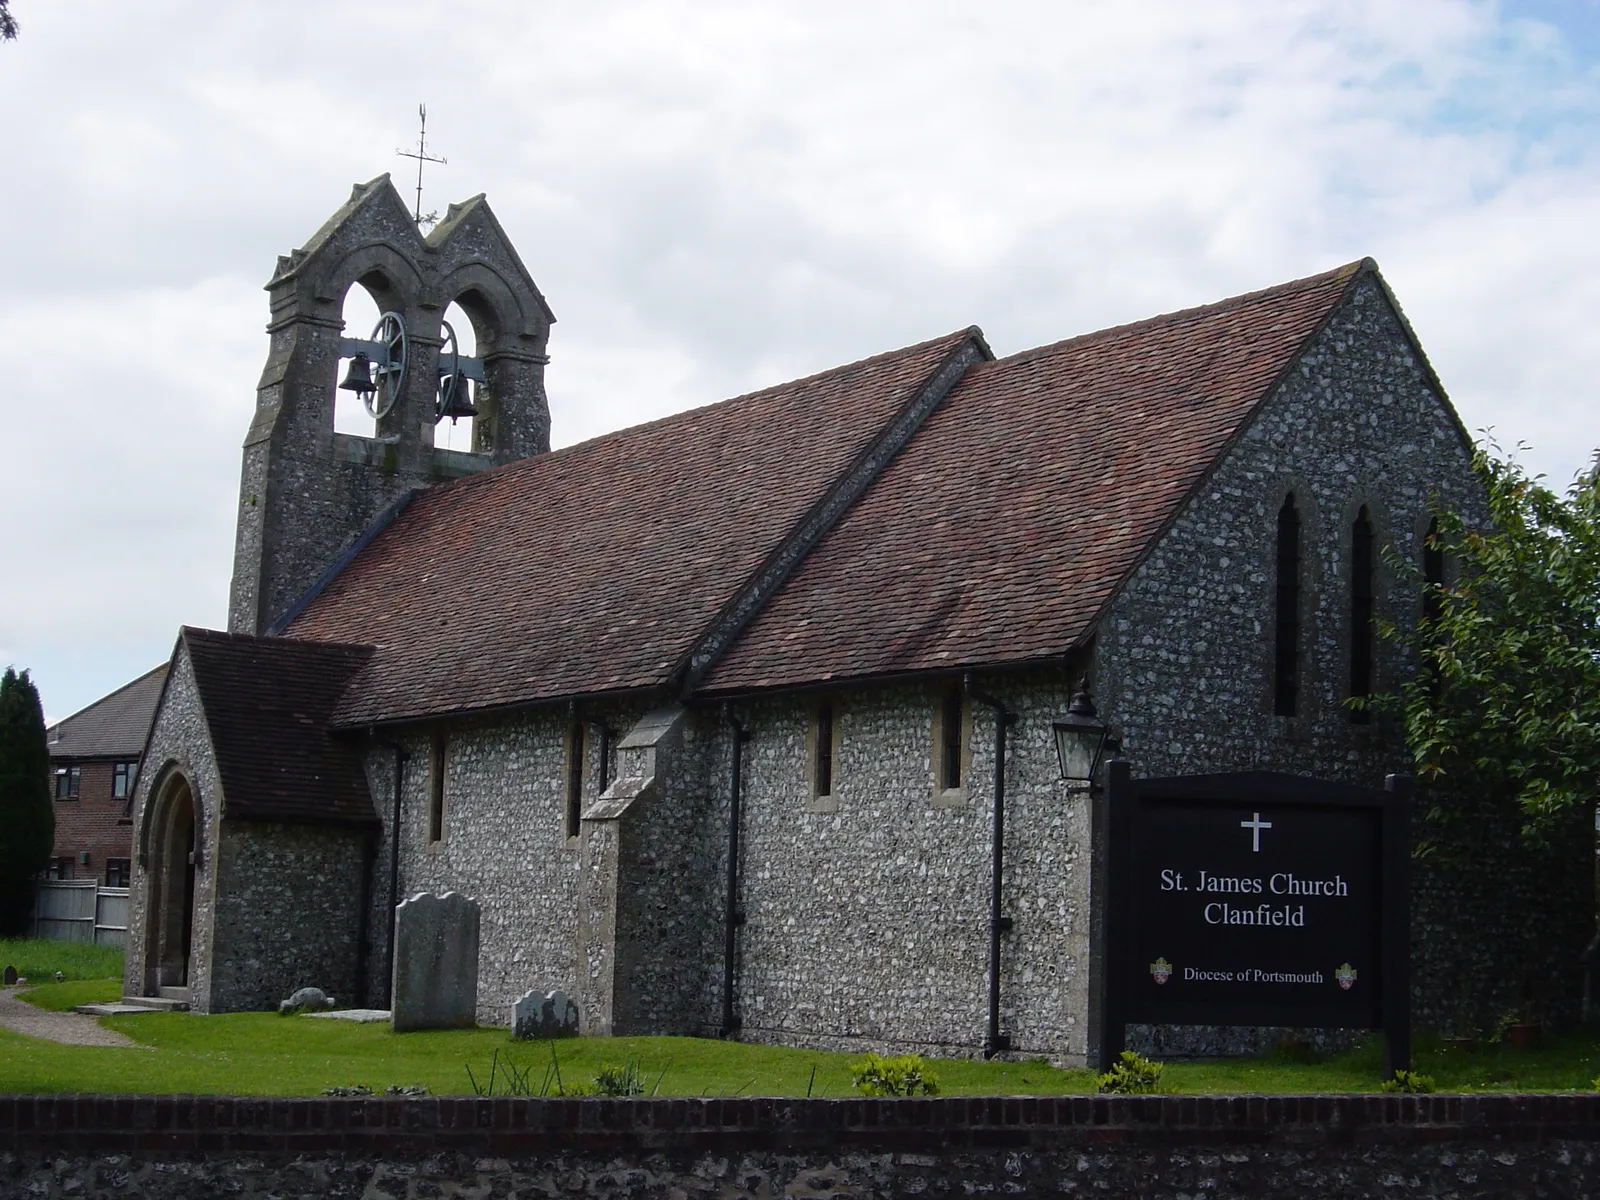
[1052,688,1118,793]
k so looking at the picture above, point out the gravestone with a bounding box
[391,891,480,1033]
[2,966,15,986]
[511,988,579,1039]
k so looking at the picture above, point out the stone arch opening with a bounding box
[142,772,198,993]
[435,297,482,453]
[333,276,397,439]
[437,273,527,457]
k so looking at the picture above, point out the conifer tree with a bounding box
[0,668,53,935]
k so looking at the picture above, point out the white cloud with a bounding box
[2,0,1598,718]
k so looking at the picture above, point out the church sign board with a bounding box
[1098,764,1411,1075]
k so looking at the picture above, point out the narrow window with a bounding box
[940,689,964,790]
[1273,494,1301,717]
[112,761,137,800]
[105,858,131,888]
[1350,506,1375,723]
[566,722,587,839]
[814,703,835,798]
[1422,516,1444,625]
[53,765,80,800]
[596,723,612,792]
[428,734,446,843]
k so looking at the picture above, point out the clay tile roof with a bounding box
[289,330,979,726]
[47,664,169,760]
[701,262,1367,693]
[182,627,377,825]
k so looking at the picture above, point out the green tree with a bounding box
[0,668,53,935]
[1387,447,1600,840]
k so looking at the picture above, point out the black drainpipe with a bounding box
[354,825,376,1006]
[966,673,1017,1058]
[721,710,751,1037]
[372,736,410,1009]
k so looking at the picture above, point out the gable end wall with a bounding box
[1096,271,1480,785]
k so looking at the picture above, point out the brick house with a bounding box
[44,664,167,887]
[119,177,1565,1056]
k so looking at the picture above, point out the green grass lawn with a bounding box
[4,981,1600,1098]
[0,938,123,983]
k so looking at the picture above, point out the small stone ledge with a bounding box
[3,1093,1600,1155]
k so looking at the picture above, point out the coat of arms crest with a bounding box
[1335,962,1357,990]
[1149,957,1172,985]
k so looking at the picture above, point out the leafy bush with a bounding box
[1096,1051,1164,1095]
[1381,1070,1436,1094]
[849,1052,940,1097]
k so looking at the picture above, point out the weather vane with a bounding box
[396,104,446,229]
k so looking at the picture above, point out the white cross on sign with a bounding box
[1240,812,1272,852]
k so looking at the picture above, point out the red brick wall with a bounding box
[49,759,135,883]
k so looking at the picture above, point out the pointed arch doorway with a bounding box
[143,773,198,994]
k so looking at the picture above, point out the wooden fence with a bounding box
[31,880,129,947]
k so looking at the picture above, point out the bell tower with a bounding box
[227,176,555,635]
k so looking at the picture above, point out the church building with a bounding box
[123,176,1480,1064]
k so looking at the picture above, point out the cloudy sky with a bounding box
[2,0,1597,721]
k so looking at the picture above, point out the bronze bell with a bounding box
[338,353,376,397]
[437,372,478,423]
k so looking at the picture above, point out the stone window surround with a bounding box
[930,685,973,809]
[1262,475,1322,733]
[426,733,447,850]
[805,698,843,814]
[1335,492,1395,732]
[564,720,585,843]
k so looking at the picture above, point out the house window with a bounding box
[112,761,137,800]
[54,765,80,800]
[45,857,73,880]
[565,722,586,840]
[428,734,447,844]
[1350,505,1375,723]
[814,703,835,798]
[1274,493,1301,717]
[105,858,131,888]
[1422,516,1445,624]
[935,688,966,794]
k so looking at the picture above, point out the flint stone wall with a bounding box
[210,820,369,1015]
[368,701,646,1027]
[7,1093,1600,1199]
[725,675,1090,1064]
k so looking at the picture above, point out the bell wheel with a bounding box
[366,311,408,419]
[436,319,462,422]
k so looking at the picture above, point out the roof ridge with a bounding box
[992,260,1367,371]
[50,661,169,729]
[407,327,982,503]
[184,625,375,655]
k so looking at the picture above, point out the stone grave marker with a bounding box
[391,891,480,1032]
[2,966,15,986]
[511,988,579,1039]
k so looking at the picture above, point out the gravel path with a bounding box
[0,986,147,1048]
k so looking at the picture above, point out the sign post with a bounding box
[1098,764,1411,1074]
